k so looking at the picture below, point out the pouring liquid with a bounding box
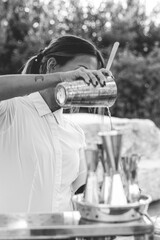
[107,106,113,131]
[98,107,113,131]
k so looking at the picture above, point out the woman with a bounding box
[0,35,113,213]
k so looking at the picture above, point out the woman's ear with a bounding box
[47,57,57,73]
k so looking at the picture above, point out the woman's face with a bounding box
[52,54,98,73]
[44,54,98,111]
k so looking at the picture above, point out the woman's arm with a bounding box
[0,68,112,101]
[0,73,61,101]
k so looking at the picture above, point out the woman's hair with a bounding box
[22,35,105,74]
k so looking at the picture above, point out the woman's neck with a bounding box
[39,89,60,112]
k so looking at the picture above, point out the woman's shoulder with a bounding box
[0,96,29,131]
[0,95,37,117]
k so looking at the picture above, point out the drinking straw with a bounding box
[106,42,119,71]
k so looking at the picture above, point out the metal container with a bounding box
[73,193,152,223]
[55,76,117,108]
[152,215,160,240]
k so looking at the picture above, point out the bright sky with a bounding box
[42,0,160,16]
[79,0,160,15]
[145,0,160,14]
[78,0,160,24]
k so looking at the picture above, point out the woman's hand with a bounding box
[60,67,114,87]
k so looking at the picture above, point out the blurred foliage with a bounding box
[1,0,160,125]
[112,48,160,127]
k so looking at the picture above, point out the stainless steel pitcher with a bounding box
[55,76,117,108]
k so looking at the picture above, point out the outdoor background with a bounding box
[1,0,160,126]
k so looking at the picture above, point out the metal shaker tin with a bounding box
[55,76,117,108]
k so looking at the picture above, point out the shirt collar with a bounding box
[28,92,63,124]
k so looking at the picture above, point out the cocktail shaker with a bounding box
[55,76,117,108]
[99,130,128,206]
[84,146,99,204]
[97,141,112,204]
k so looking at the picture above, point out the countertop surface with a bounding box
[0,211,154,239]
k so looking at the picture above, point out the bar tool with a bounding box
[99,130,127,206]
[121,154,141,203]
[84,145,100,204]
[97,141,112,204]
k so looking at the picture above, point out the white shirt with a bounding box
[0,92,87,213]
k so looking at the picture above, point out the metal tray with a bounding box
[73,194,152,223]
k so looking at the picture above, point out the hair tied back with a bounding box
[35,49,44,63]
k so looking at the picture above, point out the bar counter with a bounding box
[0,211,154,240]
